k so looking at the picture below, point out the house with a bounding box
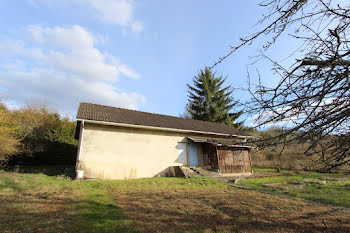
[75,102,253,180]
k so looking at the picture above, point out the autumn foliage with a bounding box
[0,100,77,167]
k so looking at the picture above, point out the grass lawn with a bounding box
[1,170,350,233]
[238,168,350,207]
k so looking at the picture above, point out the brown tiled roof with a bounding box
[77,102,248,136]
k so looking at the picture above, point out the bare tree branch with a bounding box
[220,0,350,169]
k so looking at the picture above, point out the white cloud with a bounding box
[118,64,140,79]
[131,21,144,33]
[0,39,44,60]
[28,0,144,34]
[246,98,338,129]
[246,111,296,129]
[28,25,97,49]
[0,25,144,115]
[87,0,132,25]
[86,0,144,34]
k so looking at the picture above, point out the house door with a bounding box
[189,143,198,166]
[176,142,188,165]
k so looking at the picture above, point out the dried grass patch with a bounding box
[115,187,350,233]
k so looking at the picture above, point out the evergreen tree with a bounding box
[185,67,242,128]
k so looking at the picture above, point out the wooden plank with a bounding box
[217,149,252,174]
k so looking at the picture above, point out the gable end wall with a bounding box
[77,123,190,179]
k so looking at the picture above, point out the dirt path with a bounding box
[114,187,350,233]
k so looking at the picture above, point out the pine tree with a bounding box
[185,67,242,128]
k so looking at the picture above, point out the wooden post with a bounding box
[248,149,253,174]
[186,140,190,166]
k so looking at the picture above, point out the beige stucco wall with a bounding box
[77,123,192,180]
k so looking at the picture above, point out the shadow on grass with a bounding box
[0,188,136,233]
[0,177,24,191]
[76,198,137,233]
[3,165,76,178]
[1,141,77,178]
[1,140,76,174]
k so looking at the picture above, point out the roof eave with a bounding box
[76,118,253,139]
[187,137,254,148]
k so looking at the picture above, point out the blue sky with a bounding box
[0,0,300,123]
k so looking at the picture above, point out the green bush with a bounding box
[0,102,78,168]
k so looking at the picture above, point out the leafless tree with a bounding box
[212,0,350,170]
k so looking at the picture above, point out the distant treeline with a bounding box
[249,127,350,173]
[0,101,77,168]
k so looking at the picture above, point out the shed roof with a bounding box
[77,102,249,136]
[187,136,253,148]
